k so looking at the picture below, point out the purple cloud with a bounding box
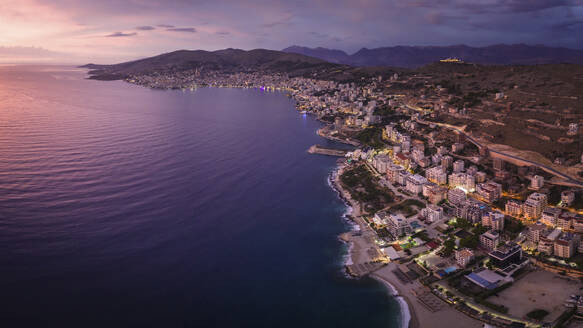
[136,26,155,30]
[166,27,196,33]
[105,31,137,37]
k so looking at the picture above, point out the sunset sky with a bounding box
[1,0,582,64]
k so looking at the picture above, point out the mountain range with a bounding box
[282,44,583,68]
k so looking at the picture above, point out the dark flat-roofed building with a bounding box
[488,242,522,270]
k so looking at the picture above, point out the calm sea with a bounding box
[0,65,401,327]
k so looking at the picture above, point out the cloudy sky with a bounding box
[1,0,582,64]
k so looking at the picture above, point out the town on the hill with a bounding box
[123,62,583,328]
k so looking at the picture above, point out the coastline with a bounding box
[329,162,482,328]
[329,163,413,328]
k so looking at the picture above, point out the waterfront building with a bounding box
[465,268,507,290]
[388,213,411,237]
[455,248,474,268]
[530,175,544,190]
[505,200,523,217]
[448,188,467,206]
[453,160,465,173]
[480,230,500,251]
[488,243,522,269]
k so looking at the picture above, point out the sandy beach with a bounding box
[331,163,484,328]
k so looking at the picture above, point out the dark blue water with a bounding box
[0,66,401,328]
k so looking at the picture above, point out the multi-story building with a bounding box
[394,153,410,169]
[475,171,487,183]
[476,181,502,203]
[538,229,561,255]
[373,154,391,173]
[573,215,583,234]
[426,185,447,204]
[557,212,573,230]
[493,158,505,171]
[448,188,467,205]
[482,211,505,231]
[488,243,522,269]
[426,166,447,185]
[448,172,475,192]
[554,232,579,259]
[455,248,475,268]
[388,213,411,238]
[505,200,523,217]
[530,175,544,190]
[406,174,428,195]
[441,155,453,170]
[453,160,465,173]
[480,230,500,251]
[396,170,411,186]
[387,164,405,184]
[523,193,548,219]
[420,204,444,223]
[527,222,547,244]
[540,207,561,227]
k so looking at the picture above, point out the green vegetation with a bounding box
[442,237,456,256]
[555,308,575,328]
[412,230,431,242]
[459,233,479,249]
[340,164,393,212]
[477,299,508,314]
[355,126,385,148]
[504,216,525,239]
[451,217,472,230]
[526,309,549,321]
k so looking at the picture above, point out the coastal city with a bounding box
[124,65,583,328]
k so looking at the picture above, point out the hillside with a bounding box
[84,48,342,80]
[283,44,583,68]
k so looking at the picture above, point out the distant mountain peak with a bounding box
[283,44,583,68]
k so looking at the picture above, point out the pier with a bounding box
[307,145,348,157]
